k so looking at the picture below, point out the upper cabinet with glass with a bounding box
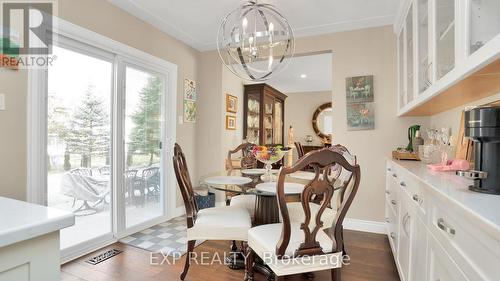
[468,0,500,55]
[394,0,500,116]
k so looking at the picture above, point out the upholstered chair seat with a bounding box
[229,194,256,218]
[187,206,251,241]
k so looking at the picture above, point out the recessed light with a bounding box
[300,74,307,78]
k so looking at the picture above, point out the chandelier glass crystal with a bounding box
[217,1,294,81]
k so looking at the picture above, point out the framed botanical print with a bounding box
[226,94,238,113]
[226,115,236,130]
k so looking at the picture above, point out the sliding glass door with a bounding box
[124,65,164,228]
[43,36,172,254]
[47,44,114,249]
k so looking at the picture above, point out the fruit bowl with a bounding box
[252,146,289,182]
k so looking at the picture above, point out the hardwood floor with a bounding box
[61,230,400,281]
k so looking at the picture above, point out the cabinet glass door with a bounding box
[469,0,500,55]
[406,6,415,103]
[263,96,274,145]
[398,32,405,109]
[418,0,431,93]
[273,100,283,144]
[246,93,260,144]
[435,0,455,79]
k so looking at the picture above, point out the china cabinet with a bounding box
[395,0,500,116]
[243,84,287,146]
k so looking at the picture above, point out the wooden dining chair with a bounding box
[245,146,361,281]
[226,142,258,218]
[294,142,305,159]
[173,143,252,280]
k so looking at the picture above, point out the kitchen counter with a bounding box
[0,196,74,247]
[390,159,500,238]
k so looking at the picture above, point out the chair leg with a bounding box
[331,268,341,281]
[244,244,254,281]
[180,240,195,280]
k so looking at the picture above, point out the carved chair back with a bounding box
[294,142,305,158]
[227,142,257,170]
[173,143,198,228]
[275,146,361,258]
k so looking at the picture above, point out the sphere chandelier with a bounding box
[217,1,295,81]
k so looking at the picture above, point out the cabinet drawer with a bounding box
[430,198,500,281]
[395,166,427,218]
[386,202,398,254]
[428,233,469,281]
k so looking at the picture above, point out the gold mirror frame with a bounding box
[312,102,332,140]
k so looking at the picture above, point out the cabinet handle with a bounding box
[385,217,390,223]
[387,168,392,172]
[402,213,411,236]
[391,200,397,206]
[392,174,397,178]
[437,218,456,235]
[385,190,390,195]
[412,194,423,205]
[400,182,406,187]
[390,232,396,239]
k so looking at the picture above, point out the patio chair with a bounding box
[60,170,109,215]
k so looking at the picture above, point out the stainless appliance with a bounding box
[456,106,500,194]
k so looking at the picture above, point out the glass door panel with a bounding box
[435,0,455,79]
[406,5,414,103]
[399,32,405,108]
[246,93,260,144]
[263,96,274,145]
[273,100,283,144]
[469,0,500,55]
[124,66,164,228]
[418,0,431,93]
[47,45,113,249]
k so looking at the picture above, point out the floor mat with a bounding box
[119,215,203,257]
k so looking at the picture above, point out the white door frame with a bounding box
[27,17,178,262]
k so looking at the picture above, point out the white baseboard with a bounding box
[343,218,386,234]
[175,205,385,234]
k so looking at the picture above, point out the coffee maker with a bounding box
[457,106,500,194]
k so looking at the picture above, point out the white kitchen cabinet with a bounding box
[386,159,500,281]
[467,0,500,55]
[394,0,500,116]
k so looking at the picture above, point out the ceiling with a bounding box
[247,52,332,94]
[107,0,400,51]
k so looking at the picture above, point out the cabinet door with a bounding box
[273,100,283,144]
[263,96,274,145]
[427,234,469,281]
[405,4,415,104]
[434,0,456,80]
[417,0,432,94]
[410,216,428,281]
[468,0,500,55]
[397,194,411,281]
[245,93,261,144]
[398,30,406,109]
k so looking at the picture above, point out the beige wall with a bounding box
[430,93,500,138]
[0,69,28,200]
[284,91,332,162]
[0,0,200,207]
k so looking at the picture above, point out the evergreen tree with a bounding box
[66,85,110,168]
[128,76,162,166]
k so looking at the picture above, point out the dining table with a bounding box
[202,168,319,225]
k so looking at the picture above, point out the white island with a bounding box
[0,197,74,281]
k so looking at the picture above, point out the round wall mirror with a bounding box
[312,102,332,140]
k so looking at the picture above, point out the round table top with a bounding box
[201,169,341,197]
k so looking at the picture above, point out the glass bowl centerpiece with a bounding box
[252,145,289,182]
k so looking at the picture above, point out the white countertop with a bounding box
[0,197,75,247]
[390,159,500,236]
